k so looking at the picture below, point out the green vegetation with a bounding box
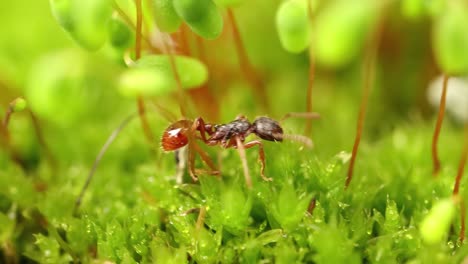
[1,0,467,263]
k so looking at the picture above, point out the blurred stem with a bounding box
[74,113,137,213]
[453,124,468,195]
[304,0,316,136]
[431,74,449,176]
[1,103,24,168]
[345,18,383,189]
[134,0,143,59]
[112,1,157,52]
[161,36,188,118]
[460,200,466,243]
[227,8,269,112]
[134,0,154,144]
[28,110,57,176]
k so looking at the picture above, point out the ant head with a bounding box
[252,117,283,142]
[161,120,192,151]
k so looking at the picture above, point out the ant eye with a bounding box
[253,117,284,141]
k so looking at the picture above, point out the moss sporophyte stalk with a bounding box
[1,0,468,262]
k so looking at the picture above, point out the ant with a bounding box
[161,112,319,187]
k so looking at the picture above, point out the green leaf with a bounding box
[313,0,375,68]
[49,0,74,31]
[0,212,14,243]
[383,198,400,234]
[401,0,425,20]
[432,7,468,75]
[173,0,223,39]
[10,97,27,112]
[25,50,87,125]
[276,0,310,53]
[71,0,113,51]
[152,0,182,32]
[108,15,134,50]
[214,0,244,7]
[118,55,208,98]
[419,198,456,245]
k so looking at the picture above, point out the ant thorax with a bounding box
[209,118,253,142]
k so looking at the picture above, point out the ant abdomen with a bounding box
[161,120,192,151]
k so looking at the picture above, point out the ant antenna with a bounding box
[282,134,314,148]
[74,113,138,214]
[280,112,320,123]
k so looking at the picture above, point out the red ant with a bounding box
[161,112,319,187]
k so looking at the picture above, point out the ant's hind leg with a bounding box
[234,136,253,188]
[243,140,272,182]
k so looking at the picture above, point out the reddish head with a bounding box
[161,120,192,151]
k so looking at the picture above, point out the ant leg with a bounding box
[280,112,320,122]
[192,117,214,143]
[191,141,220,176]
[234,136,253,188]
[242,140,272,182]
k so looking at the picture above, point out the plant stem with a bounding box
[161,37,188,118]
[135,0,143,60]
[305,0,316,136]
[112,1,158,52]
[227,8,269,112]
[431,74,449,176]
[460,200,466,243]
[345,20,382,189]
[133,0,154,144]
[28,110,57,176]
[74,113,137,213]
[453,124,468,195]
[1,104,24,168]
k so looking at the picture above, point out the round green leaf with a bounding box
[136,55,208,88]
[71,0,113,51]
[173,0,223,39]
[25,51,88,125]
[49,0,74,31]
[313,0,375,68]
[152,0,182,33]
[118,55,208,98]
[214,0,244,7]
[118,68,173,97]
[419,198,456,245]
[276,0,310,53]
[433,8,468,75]
[401,0,424,20]
[108,15,134,50]
[10,97,27,113]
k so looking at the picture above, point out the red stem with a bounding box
[304,1,315,136]
[453,124,468,195]
[227,8,269,112]
[133,0,154,144]
[345,21,382,189]
[432,74,449,176]
[460,200,466,243]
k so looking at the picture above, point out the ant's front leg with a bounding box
[192,117,215,143]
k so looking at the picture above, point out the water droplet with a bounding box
[447,241,455,249]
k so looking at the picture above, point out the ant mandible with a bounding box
[161,112,319,187]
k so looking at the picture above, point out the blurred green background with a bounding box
[1,0,467,263]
